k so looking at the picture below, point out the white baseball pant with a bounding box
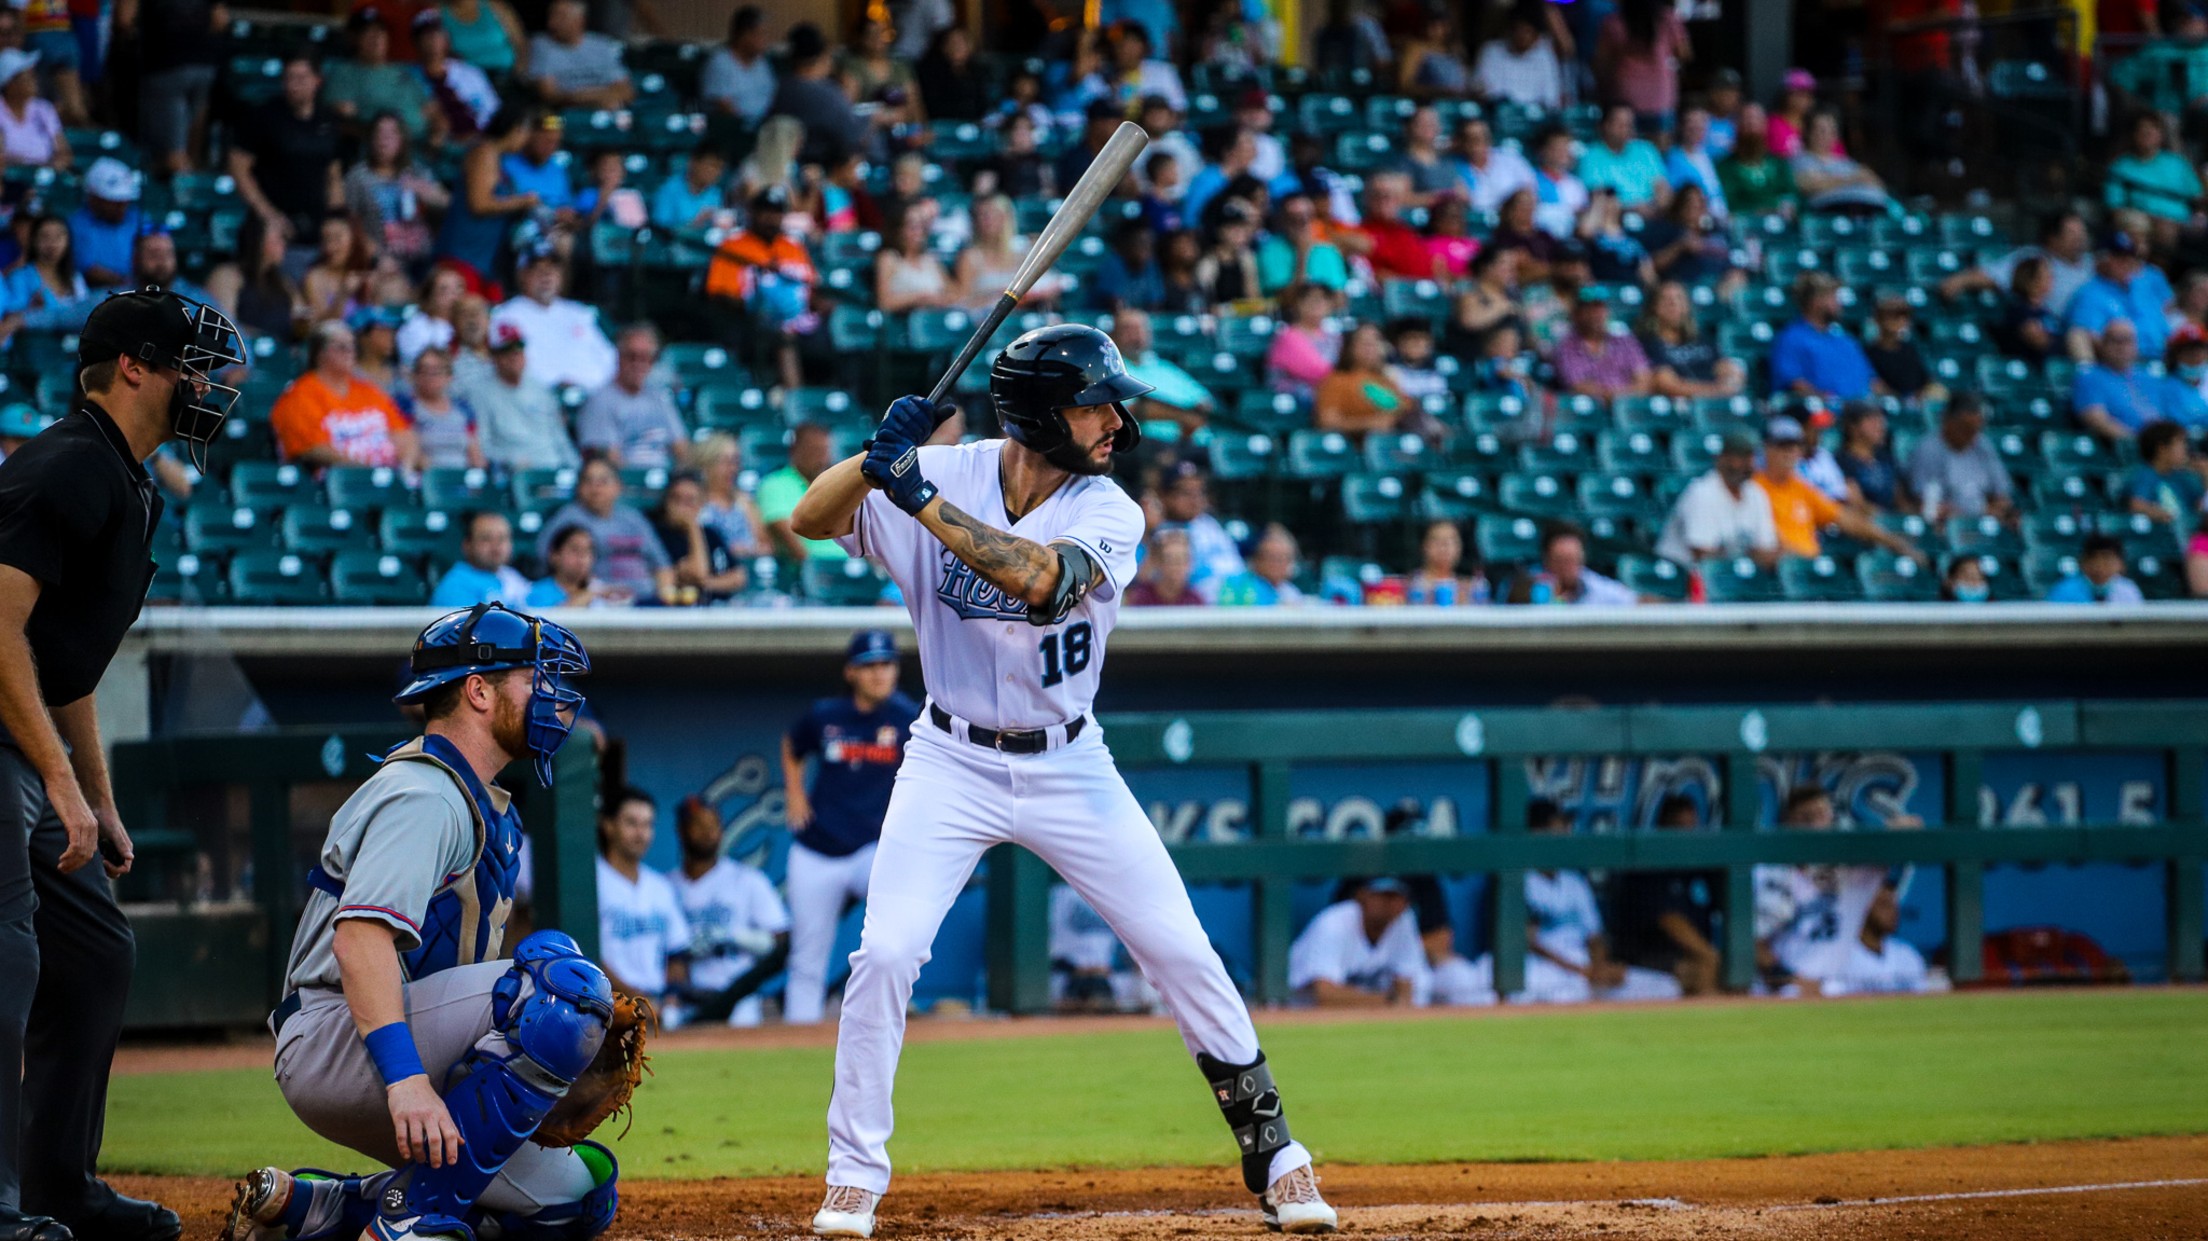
[824,718,1312,1195]
[782,839,877,1025]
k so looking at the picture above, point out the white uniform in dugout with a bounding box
[802,324,1334,1238]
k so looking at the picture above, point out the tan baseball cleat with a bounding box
[219,1170,295,1241]
[1260,1165,1338,1234]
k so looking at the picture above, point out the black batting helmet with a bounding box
[988,323,1151,474]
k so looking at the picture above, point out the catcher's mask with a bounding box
[989,323,1152,475]
[395,603,592,786]
[76,285,245,471]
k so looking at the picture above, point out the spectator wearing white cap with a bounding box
[0,48,64,170]
[68,157,139,288]
[491,245,618,391]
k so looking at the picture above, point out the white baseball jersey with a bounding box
[1287,900,1431,999]
[836,440,1144,731]
[1828,936,1930,995]
[594,856,691,995]
[1754,863,1888,981]
[668,859,791,993]
[1524,868,1605,966]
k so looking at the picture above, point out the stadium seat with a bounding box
[2042,431,2132,473]
[323,466,414,512]
[1618,553,1688,601]
[226,551,326,606]
[1217,314,1277,358]
[1551,394,1610,434]
[1596,428,1669,474]
[1670,430,1727,475]
[203,416,276,479]
[2021,546,2076,596]
[1689,394,1761,431]
[511,468,580,514]
[1498,471,1572,519]
[619,466,671,509]
[2022,511,2089,552]
[1210,432,1277,481]
[227,461,315,511]
[1475,514,1542,564]
[1858,549,1939,601]
[1612,395,1687,434]
[280,505,375,557]
[1230,390,1308,433]
[1286,430,1357,479]
[1575,473,1655,523]
[1341,473,1409,524]
[1363,431,1436,475]
[330,551,428,605]
[784,387,861,428]
[2030,471,2102,512]
[692,384,772,431]
[828,306,889,354]
[1518,431,1589,475]
[1778,554,1862,601]
[1945,514,2023,559]
[802,557,890,605]
[147,551,226,605]
[1418,471,1489,521]
[380,509,464,567]
[1463,392,1533,430]
[420,466,502,512]
[183,505,276,556]
[1699,557,1782,603]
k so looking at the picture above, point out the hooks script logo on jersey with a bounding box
[935,550,1032,622]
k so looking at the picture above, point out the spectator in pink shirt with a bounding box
[1767,68,1828,159]
[1267,280,1339,398]
[1425,195,1479,279]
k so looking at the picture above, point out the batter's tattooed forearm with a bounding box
[930,502,1062,606]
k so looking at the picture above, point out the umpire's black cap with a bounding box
[77,285,197,375]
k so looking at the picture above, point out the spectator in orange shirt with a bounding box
[704,183,817,390]
[1755,415,1915,561]
[270,319,421,469]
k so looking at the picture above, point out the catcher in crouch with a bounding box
[223,604,646,1241]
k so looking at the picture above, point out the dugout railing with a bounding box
[985,700,2207,1011]
[104,700,2203,1026]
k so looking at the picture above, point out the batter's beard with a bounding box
[1068,432,1118,476]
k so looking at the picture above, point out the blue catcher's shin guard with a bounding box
[473,1143,619,1241]
[371,933,613,1241]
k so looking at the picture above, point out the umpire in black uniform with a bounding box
[0,288,241,1241]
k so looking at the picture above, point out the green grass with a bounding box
[104,990,2208,1179]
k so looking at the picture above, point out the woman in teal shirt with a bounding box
[1257,192,1347,294]
[2106,111,2201,254]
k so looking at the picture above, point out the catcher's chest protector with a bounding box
[385,734,525,978]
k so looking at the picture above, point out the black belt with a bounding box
[270,990,303,1038]
[930,703,1084,754]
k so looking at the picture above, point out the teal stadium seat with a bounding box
[323,466,414,512]
[1619,553,1688,601]
[227,551,325,605]
[330,551,429,605]
[1701,556,1784,603]
[802,557,890,605]
[280,505,376,557]
[184,504,277,556]
[381,509,465,567]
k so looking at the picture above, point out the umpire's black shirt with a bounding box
[0,400,160,705]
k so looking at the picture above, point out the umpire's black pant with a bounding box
[0,742,134,1217]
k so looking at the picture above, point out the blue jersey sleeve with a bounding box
[788,701,827,759]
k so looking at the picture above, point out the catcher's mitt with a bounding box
[537,991,652,1147]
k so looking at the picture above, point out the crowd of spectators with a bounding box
[0,0,2199,607]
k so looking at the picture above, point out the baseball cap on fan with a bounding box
[488,321,527,352]
[846,629,899,666]
[85,157,141,204]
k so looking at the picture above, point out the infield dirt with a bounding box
[126,1135,2208,1239]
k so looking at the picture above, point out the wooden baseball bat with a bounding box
[922,121,1151,409]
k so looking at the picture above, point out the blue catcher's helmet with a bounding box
[395,603,591,786]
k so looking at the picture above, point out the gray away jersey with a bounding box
[281,759,481,992]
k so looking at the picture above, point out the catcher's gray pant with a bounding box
[0,741,135,1218]
[274,963,595,1214]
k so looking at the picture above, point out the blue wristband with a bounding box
[363,1021,426,1086]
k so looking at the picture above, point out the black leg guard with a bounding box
[1196,1052,1291,1195]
